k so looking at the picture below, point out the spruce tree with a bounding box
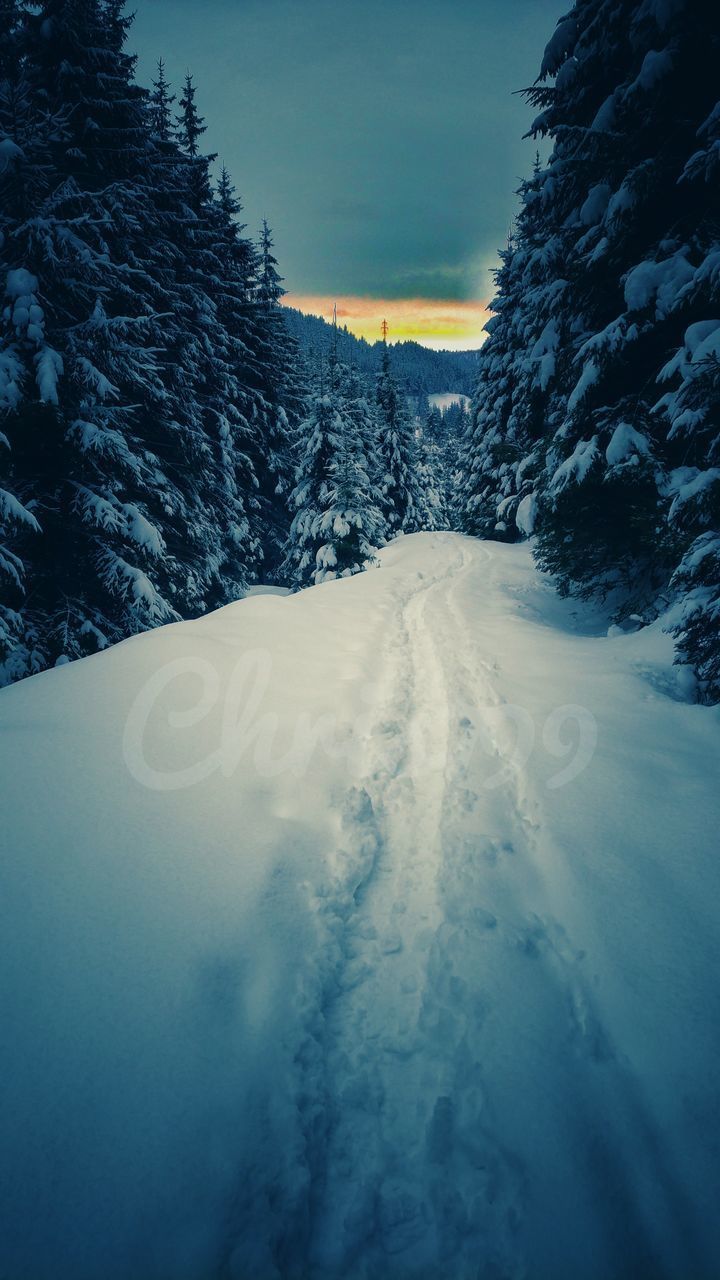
[283,379,343,587]
[375,341,422,536]
[315,416,384,582]
[463,0,720,695]
[249,218,308,574]
[0,1,304,682]
[283,356,382,587]
[257,218,284,308]
[149,58,175,142]
[177,71,207,160]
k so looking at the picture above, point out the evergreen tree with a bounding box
[315,414,384,582]
[416,432,449,532]
[149,58,175,141]
[177,70,207,159]
[257,218,284,308]
[0,1,304,683]
[246,218,308,575]
[283,380,342,587]
[0,0,46,679]
[283,357,382,586]
[462,0,720,696]
[375,341,422,536]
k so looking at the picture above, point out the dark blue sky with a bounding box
[132,0,562,314]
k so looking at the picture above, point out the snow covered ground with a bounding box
[1,532,719,1280]
[427,392,472,412]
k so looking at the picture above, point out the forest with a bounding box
[2,4,720,1280]
[1,0,718,699]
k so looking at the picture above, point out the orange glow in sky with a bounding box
[282,295,490,351]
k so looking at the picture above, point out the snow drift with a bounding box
[1,533,719,1279]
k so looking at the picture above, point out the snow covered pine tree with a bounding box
[461,0,720,698]
[283,353,383,586]
[0,0,304,683]
[376,339,423,535]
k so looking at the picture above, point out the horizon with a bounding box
[131,0,561,349]
[281,295,488,352]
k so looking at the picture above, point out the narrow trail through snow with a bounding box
[3,533,719,1280]
[294,536,708,1280]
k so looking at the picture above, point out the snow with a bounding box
[667,467,720,520]
[588,235,609,263]
[605,421,652,466]
[634,49,673,92]
[566,358,599,412]
[122,504,165,557]
[550,435,600,491]
[539,16,578,78]
[579,182,612,226]
[34,345,63,403]
[633,0,685,29]
[245,584,292,598]
[0,137,24,174]
[5,267,39,299]
[0,486,42,532]
[624,251,695,316]
[1,533,719,1279]
[100,553,178,623]
[529,318,559,390]
[591,92,617,131]
[605,178,637,222]
[684,318,720,359]
[690,321,720,364]
[427,392,471,412]
[515,491,537,535]
[0,348,24,410]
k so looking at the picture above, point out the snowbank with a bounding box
[1,534,719,1279]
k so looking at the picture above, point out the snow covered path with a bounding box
[299,537,717,1280]
[2,534,720,1279]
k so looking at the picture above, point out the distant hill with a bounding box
[282,306,481,397]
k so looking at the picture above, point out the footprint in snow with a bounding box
[455,787,479,813]
[426,1095,455,1165]
[473,906,498,931]
[379,1187,429,1255]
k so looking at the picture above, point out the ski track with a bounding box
[225,536,705,1280]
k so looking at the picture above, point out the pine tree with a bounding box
[1,0,173,672]
[257,218,284,309]
[245,218,308,574]
[416,432,449,532]
[283,355,382,587]
[0,0,46,680]
[149,58,175,141]
[283,381,342,587]
[462,0,720,695]
[375,341,422,536]
[177,70,207,159]
[315,414,384,582]
[0,1,304,683]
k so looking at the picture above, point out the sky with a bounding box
[132,0,563,348]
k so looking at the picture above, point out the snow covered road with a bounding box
[1,533,719,1279]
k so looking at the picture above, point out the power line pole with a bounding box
[381,318,389,343]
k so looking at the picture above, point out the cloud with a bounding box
[133,0,561,303]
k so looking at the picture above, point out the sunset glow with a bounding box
[282,295,490,351]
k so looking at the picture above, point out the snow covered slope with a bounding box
[1,533,719,1280]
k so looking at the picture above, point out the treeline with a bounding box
[0,1,479,688]
[0,0,304,683]
[459,0,720,700]
[283,347,466,585]
[283,306,480,397]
